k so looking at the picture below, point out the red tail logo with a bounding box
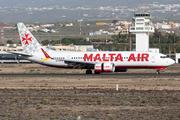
[41,48,51,62]
[41,48,51,58]
[22,33,32,45]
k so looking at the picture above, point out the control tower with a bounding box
[129,12,154,51]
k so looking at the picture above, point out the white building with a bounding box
[129,12,154,52]
[176,53,180,63]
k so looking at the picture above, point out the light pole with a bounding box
[159,33,161,53]
[174,34,175,55]
[60,35,61,45]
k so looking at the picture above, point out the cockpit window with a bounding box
[160,56,168,58]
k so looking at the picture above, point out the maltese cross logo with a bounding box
[22,33,32,45]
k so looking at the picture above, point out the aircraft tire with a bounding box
[86,69,92,74]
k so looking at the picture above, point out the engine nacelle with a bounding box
[115,68,128,72]
[94,63,115,72]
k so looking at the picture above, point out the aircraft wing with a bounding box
[54,58,96,69]
[7,51,33,57]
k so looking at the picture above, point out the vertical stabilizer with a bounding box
[17,23,42,54]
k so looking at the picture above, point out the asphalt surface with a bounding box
[0,94,179,97]
[0,73,180,77]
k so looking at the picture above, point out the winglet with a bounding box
[41,48,51,62]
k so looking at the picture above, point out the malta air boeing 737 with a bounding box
[9,23,175,74]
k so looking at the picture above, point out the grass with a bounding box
[14,97,19,102]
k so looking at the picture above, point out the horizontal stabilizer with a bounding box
[7,51,33,57]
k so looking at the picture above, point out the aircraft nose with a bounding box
[169,58,175,65]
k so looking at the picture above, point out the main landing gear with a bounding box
[156,70,160,75]
[86,69,92,74]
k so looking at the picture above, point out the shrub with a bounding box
[65,113,69,116]
[131,103,136,106]
[36,105,43,109]
[136,96,141,101]
[119,99,125,105]
[3,113,11,117]
[42,99,48,104]
[50,116,56,119]
[99,97,102,103]
[142,99,148,103]
[10,107,14,110]
[24,88,28,91]
[8,88,12,91]
[14,97,19,102]
[125,96,129,98]
[26,98,30,102]
[73,90,78,95]
[30,69,34,72]
[35,88,41,91]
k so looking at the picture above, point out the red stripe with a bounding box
[43,64,166,70]
[103,70,111,72]
[41,48,51,58]
[115,66,166,69]
[94,70,102,72]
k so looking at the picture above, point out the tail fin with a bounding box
[41,48,51,62]
[17,23,42,54]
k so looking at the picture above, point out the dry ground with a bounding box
[0,64,180,119]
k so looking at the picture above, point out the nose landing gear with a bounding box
[156,70,160,74]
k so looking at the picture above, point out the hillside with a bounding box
[0,0,179,7]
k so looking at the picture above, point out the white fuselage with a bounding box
[26,51,175,69]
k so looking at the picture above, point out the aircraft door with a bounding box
[151,54,155,63]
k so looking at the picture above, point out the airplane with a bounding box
[9,23,175,75]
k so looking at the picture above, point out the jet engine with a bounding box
[94,63,115,73]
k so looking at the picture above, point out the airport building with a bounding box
[176,53,180,63]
